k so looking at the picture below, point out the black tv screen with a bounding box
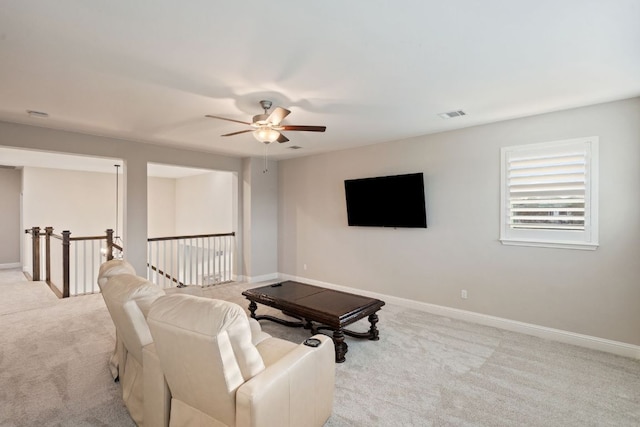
[344,173,427,228]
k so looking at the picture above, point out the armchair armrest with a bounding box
[235,335,335,427]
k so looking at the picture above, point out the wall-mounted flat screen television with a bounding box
[344,173,427,228]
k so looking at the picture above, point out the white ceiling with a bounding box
[0,1,639,164]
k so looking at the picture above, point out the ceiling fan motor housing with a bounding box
[252,114,270,126]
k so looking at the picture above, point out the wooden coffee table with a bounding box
[242,281,385,363]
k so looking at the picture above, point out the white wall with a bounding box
[20,168,233,264]
[23,167,118,236]
[20,169,231,240]
[175,171,234,235]
[21,167,121,278]
[278,97,640,346]
[148,176,176,238]
[0,168,21,265]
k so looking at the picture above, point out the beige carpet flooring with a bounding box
[1,271,639,426]
[0,270,130,426]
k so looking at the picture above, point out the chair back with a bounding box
[148,294,266,426]
[100,273,166,363]
[97,259,137,289]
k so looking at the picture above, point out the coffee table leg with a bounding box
[333,329,348,363]
[304,319,314,331]
[248,301,257,319]
[368,313,380,341]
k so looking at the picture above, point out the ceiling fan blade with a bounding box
[205,115,251,125]
[221,129,253,137]
[280,125,326,132]
[267,107,291,125]
[277,133,289,143]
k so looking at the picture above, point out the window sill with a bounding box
[499,238,599,251]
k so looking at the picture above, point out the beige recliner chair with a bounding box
[148,294,335,427]
[98,260,170,426]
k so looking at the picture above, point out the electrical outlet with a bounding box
[461,290,468,299]
[303,264,307,270]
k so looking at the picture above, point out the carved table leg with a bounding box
[368,313,380,341]
[304,319,315,332]
[333,328,348,363]
[248,301,257,319]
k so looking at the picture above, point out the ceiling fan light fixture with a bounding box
[253,127,280,144]
[207,99,325,145]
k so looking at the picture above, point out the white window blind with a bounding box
[500,137,598,250]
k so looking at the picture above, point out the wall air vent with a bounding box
[438,110,466,119]
[288,146,303,150]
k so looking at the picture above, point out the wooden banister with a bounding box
[62,230,70,298]
[147,264,185,288]
[29,226,40,281]
[106,229,114,261]
[44,227,52,285]
[147,232,235,242]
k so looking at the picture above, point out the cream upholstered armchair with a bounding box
[98,260,170,427]
[147,294,335,427]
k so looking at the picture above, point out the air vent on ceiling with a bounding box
[288,146,303,150]
[438,110,466,119]
[27,110,49,118]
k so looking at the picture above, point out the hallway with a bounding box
[0,268,59,316]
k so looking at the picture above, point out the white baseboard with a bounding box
[0,263,21,270]
[246,273,279,284]
[278,273,640,360]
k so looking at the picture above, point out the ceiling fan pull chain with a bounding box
[263,143,269,173]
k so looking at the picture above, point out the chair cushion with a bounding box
[149,294,265,381]
[255,337,297,367]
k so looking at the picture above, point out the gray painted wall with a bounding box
[0,168,21,264]
[278,97,640,346]
[242,158,278,280]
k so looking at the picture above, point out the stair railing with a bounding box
[25,228,236,296]
[25,227,114,297]
[147,232,235,288]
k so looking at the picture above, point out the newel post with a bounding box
[45,227,53,284]
[105,229,114,261]
[62,230,71,298]
[31,226,40,281]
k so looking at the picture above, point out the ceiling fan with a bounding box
[205,100,326,144]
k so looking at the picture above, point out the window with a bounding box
[500,137,599,250]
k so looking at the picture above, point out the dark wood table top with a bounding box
[242,281,385,329]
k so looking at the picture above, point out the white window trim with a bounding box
[500,137,599,250]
